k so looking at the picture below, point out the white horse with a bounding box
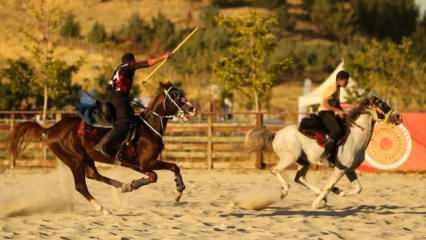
[248,95,402,209]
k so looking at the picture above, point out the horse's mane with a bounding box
[346,97,371,122]
[146,82,174,110]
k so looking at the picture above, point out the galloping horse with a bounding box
[9,82,195,214]
[271,95,402,209]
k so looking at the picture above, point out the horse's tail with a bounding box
[245,127,275,152]
[9,121,46,160]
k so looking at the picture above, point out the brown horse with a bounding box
[9,82,195,215]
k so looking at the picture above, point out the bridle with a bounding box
[140,86,192,138]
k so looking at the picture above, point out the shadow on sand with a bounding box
[221,204,426,218]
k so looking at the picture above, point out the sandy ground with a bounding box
[0,165,425,240]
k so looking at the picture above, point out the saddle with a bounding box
[298,114,350,147]
[75,91,139,160]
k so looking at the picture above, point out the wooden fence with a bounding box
[0,109,286,169]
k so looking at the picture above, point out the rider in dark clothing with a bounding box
[95,52,170,158]
[318,70,349,166]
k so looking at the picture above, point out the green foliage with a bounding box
[150,13,177,51]
[171,7,228,75]
[113,13,151,49]
[269,39,340,80]
[60,13,81,38]
[0,59,33,109]
[345,38,426,110]
[353,0,419,42]
[212,0,284,8]
[200,6,220,28]
[213,13,291,108]
[212,0,249,8]
[411,13,426,59]
[88,21,108,43]
[276,4,296,32]
[0,58,82,109]
[311,0,354,40]
[114,13,178,53]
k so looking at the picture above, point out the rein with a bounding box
[140,87,188,138]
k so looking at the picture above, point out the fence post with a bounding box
[9,112,16,169]
[207,102,214,169]
[255,104,265,169]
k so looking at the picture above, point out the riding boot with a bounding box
[94,130,114,158]
[321,138,337,167]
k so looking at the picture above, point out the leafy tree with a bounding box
[120,13,151,45]
[276,4,296,32]
[212,0,249,8]
[345,38,426,110]
[0,59,33,110]
[88,21,108,43]
[60,13,81,38]
[411,12,426,59]
[353,0,419,42]
[200,5,220,28]
[150,13,177,52]
[213,13,292,110]
[311,0,354,40]
[172,7,228,75]
[18,0,82,120]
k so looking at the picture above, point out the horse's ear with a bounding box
[159,82,167,89]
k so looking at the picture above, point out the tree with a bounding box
[276,4,296,32]
[345,38,426,110]
[411,12,426,59]
[311,0,354,40]
[11,0,83,119]
[213,13,291,110]
[353,0,419,42]
[88,21,108,43]
[60,12,81,38]
[0,59,33,110]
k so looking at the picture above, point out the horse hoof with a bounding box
[312,199,326,209]
[102,208,112,216]
[121,184,132,193]
[331,186,341,195]
[175,192,183,202]
[280,191,288,200]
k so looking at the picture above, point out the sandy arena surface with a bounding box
[0,165,425,240]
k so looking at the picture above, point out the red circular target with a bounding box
[366,123,412,170]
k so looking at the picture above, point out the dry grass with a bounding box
[0,0,323,115]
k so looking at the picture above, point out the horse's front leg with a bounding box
[312,167,345,209]
[152,160,185,202]
[120,170,157,193]
[339,170,362,197]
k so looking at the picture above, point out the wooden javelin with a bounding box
[143,27,199,83]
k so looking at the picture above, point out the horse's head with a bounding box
[367,95,402,125]
[159,82,196,120]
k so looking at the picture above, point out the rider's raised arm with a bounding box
[133,53,170,69]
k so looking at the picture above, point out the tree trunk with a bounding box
[255,91,260,112]
[42,86,48,122]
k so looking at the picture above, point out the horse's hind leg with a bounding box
[294,156,321,195]
[85,161,125,189]
[72,166,111,215]
[50,144,111,215]
[121,170,158,193]
[272,151,298,199]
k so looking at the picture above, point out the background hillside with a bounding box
[0,0,425,121]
